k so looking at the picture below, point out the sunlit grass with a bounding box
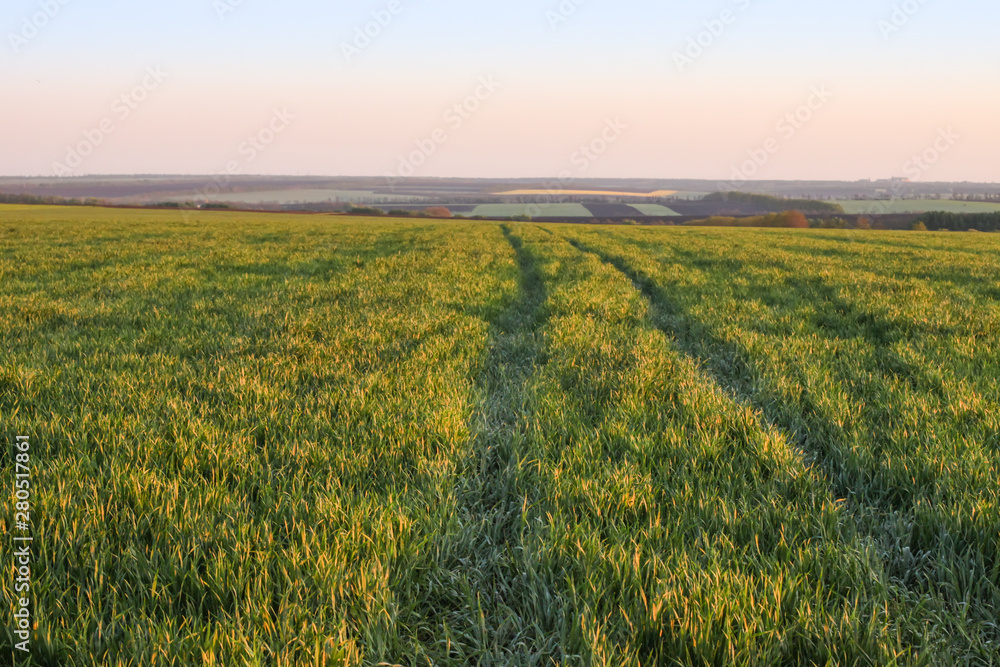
[1,206,997,664]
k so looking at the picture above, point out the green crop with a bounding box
[1,206,997,665]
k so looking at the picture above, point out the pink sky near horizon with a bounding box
[2,0,998,183]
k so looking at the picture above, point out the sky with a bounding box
[2,0,998,182]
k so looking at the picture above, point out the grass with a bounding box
[1,205,998,665]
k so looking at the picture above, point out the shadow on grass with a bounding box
[567,237,867,500]
[565,235,997,615]
[390,224,554,660]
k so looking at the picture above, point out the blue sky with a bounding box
[2,0,997,181]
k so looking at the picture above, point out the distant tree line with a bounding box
[690,211,810,229]
[923,211,1000,232]
[0,192,102,206]
[353,206,455,219]
[703,192,844,214]
[951,193,1000,201]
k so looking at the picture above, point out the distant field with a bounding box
[471,203,593,217]
[470,203,679,218]
[169,189,428,205]
[2,204,998,664]
[496,189,676,197]
[834,199,1000,214]
[628,203,680,216]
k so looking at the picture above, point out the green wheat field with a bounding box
[1,205,998,665]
